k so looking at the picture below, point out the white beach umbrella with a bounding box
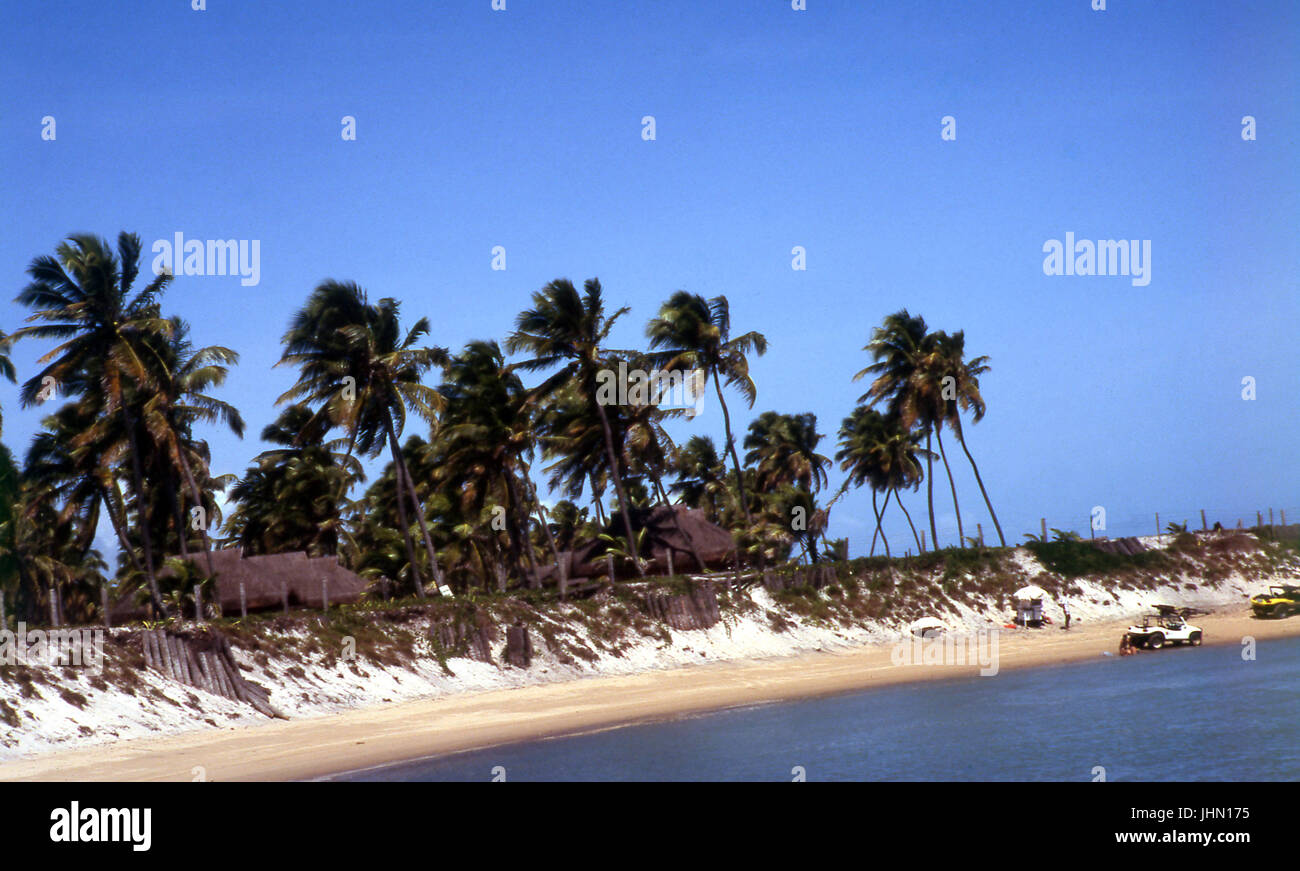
[909,616,946,636]
[1013,585,1048,601]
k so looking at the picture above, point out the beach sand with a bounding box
[2,608,1296,782]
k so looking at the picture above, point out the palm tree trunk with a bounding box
[121,404,167,617]
[589,473,607,526]
[504,472,541,588]
[873,488,893,557]
[381,425,425,597]
[101,490,146,579]
[170,480,188,560]
[894,488,924,553]
[870,490,881,556]
[593,398,645,578]
[711,369,753,528]
[174,445,219,578]
[934,426,964,545]
[385,414,444,595]
[925,428,938,549]
[527,480,568,597]
[954,419,1005,546]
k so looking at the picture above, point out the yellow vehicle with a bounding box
[1251,584,1300,618]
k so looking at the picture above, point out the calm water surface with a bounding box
[331,635,1300,781]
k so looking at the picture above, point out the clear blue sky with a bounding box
[2,0,1297,556]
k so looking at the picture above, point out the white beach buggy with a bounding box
[1125,608,1203,650]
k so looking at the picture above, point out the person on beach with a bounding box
[1062,601,1071,630]
[1119,634,1135,656]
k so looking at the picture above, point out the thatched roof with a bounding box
[110,550,370,620]
[563,504,736,578]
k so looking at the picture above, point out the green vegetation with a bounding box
[0,230,1229,632]
[1024,537,1169,578]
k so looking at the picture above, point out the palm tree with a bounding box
[742,411,831,495]
[506,278,645,577]
[617,355,708,571]
[835,407,930,557]
[138,317,244,574]
[855,310,951,548]
[764,484,826,564]
[12,233,175,615]
[1,443,109,625]
[225,404,362,555]
[917,330,1006,546]
[670,435,729,524]
[434,340,558,589]
[279,281,448,596]
[647,292,768,531]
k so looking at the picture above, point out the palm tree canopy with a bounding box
[646,290,767,407]
[278,280,447,457]
[742,411,831,494]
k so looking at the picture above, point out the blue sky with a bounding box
[2,0,1297,556]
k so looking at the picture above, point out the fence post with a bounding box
[1257,511,1263,528]
[50,589,59,628]
[321,577,329,612]
[977,523,984,547]
[1040,518,1047,541]
[1088,513,1094,540]
[1200,509,1207,532]
[1269,508,1274,529]
[919,531,925,552]
[194,584,204,624]
[666,549,674,578]
[1283,509,1288,527]
[102,584,111,629]
[239,580,247,618]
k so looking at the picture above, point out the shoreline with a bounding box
[3,607,1296,782]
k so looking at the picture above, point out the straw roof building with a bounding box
[110,550,371,621]
[561,504,737,579]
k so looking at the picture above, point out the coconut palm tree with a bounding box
[12,233,175,615]
[835,406,931,557]
[434,340,558,589]
[225,404,362,555]
[616,355,707,572]
[670,435,729,524]
[742,411,831,495]
[855,310,965,549]
[917,330,1005,546]
[506,278,645,577]
[279,280,448,596]
[137,317,244,574]
[647,292,767,532]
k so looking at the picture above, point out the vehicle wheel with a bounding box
[1189,632,1202,647]
[1147,632,1165,650]
[1272,605,1288,619]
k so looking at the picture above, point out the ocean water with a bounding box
[331,635,1300,782]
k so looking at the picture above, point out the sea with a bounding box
[329,635,1300,782]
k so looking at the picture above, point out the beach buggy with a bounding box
[1125,607,1203,650]
[1250,584,1300,618]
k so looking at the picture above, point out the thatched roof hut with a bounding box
[110,550,371,620]
[561,504,736,579]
